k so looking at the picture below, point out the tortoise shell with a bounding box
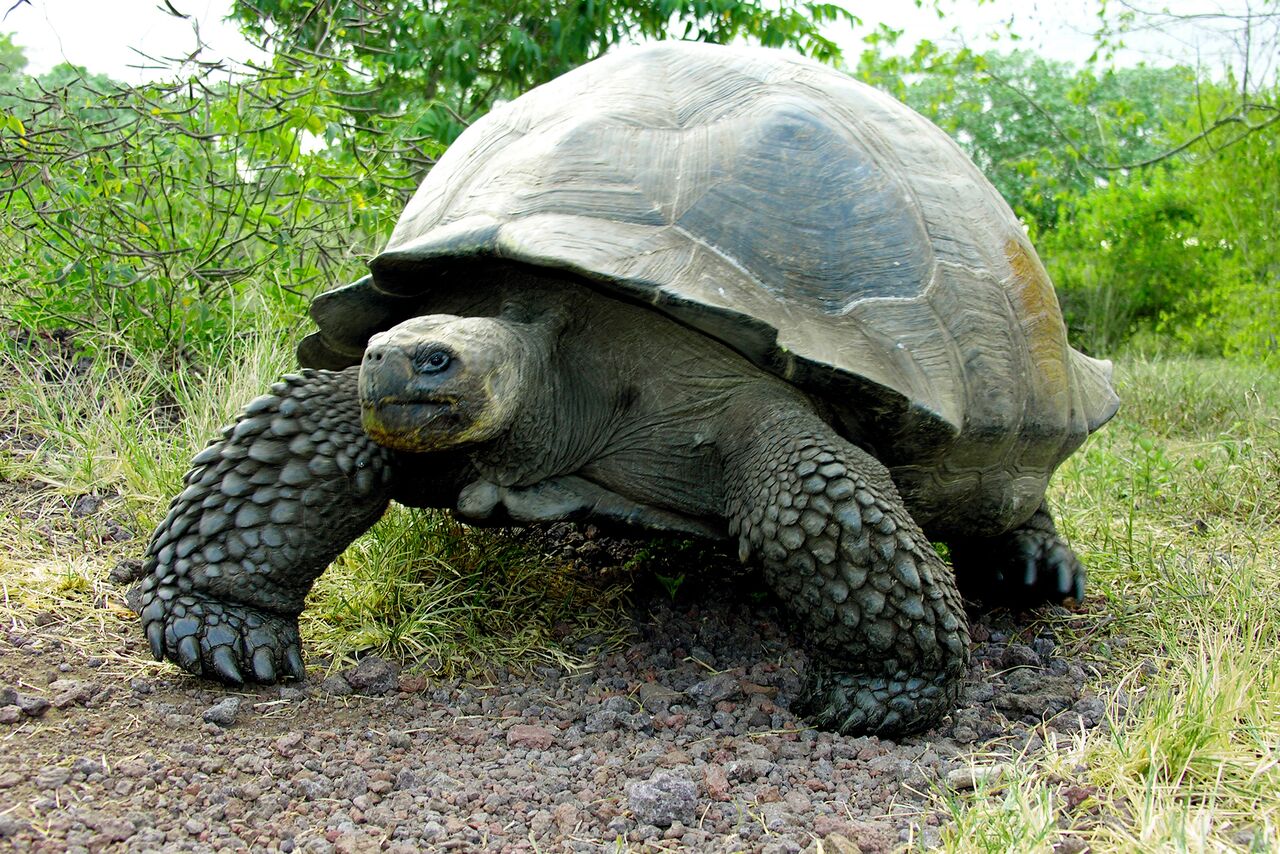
[299,41,1118,534]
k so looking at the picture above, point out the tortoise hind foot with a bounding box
[949,502,1086,608]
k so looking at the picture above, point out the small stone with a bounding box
[320,675,354,696]
[71,494,102,517]
[0,816,27,838]
[108,559,145,584]
[727,758,776,782]
[275,732,304,754]
[201,697,241,727]
[1003,643,1042,668]
[100,819,136,842]
[16,694,49,718]
[386,729,412,749]
[637,681,682,713]
[506,724,556,750]
[946,763,1011,790]
[658,748,691,768]
[553,802,580,831]
[0,687,16,706]
[35,766,70,788]
[343,656,399,696]
[822,832,863,853]
[686,673,739,705]
[738,680,778,698]
[398,674,427,693]
[0,771,22,788]
[704,764,730,799]
[49,680,93,709]
[759,802,795,830]
[0,707,20,725]
[627,771,697,828]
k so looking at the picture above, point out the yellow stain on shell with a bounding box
[1004,238,1068,393]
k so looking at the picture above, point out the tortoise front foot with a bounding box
[950,502,1085,607]
[140,587,303,685]
[800,665,958,736]
[137,366,399,684]
[726,407,969,736]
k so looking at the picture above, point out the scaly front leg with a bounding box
[724,404,970,736]
[138,367,395,684]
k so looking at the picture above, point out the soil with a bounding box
[1,333,1114,852]
[0,508,1113,854]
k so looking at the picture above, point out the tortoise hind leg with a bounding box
[947,501,1086,607]
[723,404,970,736]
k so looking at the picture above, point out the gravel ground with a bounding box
[0,521,1111,854]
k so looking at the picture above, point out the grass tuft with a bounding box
[303,506,633,675]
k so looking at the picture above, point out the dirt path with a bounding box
[1,546,1109,853]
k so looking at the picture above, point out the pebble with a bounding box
[637,681,682,712]
[945,763,1012,790]
[627,771,698,828]
[506,724,556,749]
[321,674,354,696]
[15,694,50,718]
[343,657,399,696]
[201,697,242,727]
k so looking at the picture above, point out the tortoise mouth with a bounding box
[361,399,463,452]
[367,396,455,409]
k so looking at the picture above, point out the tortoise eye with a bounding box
[416,349,452,373]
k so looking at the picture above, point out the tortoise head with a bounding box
[359,314,537,453]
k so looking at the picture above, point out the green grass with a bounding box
[927,356,1280,853]
[2,326,1278,850]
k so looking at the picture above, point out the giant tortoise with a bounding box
[137,41,1118,735]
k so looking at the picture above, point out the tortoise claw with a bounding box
[251,647,277,683]
[177,635,202,673]
[285,644,306,681]
[146,620,165,661]
[212,645,245,685]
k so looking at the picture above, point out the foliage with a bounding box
[856,47,1198,228]
[232,0,857,147]
[1040,82,1280,357]
[0,50,419,354]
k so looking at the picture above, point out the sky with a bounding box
[0,0,1269,83]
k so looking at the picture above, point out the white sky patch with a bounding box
[4,0,266,80]
[0,0,1270,84]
